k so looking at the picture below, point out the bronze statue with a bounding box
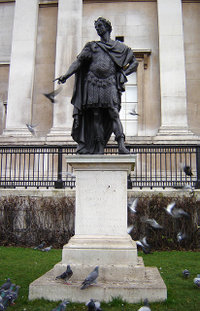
[56,17,138,154]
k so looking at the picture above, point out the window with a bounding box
[115,36,124,42]
[120,72,138,137]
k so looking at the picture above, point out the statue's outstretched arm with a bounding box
[54,59,81,84]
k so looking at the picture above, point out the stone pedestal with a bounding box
[29,155,167,303]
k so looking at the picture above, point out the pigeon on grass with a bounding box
[86,299,102,311]
[193,274,200,288]
[182,269,190,278]
[51,300,69,311]
[34,241,45,250]
[41,245,52,252]
[0,279,11,292]
[0,284,16,309]
[7,285,20,305]
[56,265,73,283]
[137,298,151,311]
[80,266,99,290]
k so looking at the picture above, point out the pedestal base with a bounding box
[29,155,167,302]
[29,265,167,303]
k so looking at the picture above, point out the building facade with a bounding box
[0,0,200,146]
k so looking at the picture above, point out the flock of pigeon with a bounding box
[182,269,200,288]
[128,163,195,254]
[0,278,20,311]
[128,196,190,254]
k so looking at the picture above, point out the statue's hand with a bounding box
[57,75,67,84]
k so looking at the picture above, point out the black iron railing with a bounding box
[0,144,198,189]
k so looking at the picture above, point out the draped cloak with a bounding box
[71,39,135,154]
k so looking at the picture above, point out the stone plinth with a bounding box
[29,155,167,303]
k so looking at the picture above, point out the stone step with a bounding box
[53,257,145,282]
[29,266,167,303]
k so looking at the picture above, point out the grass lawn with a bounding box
[0,247,200,310]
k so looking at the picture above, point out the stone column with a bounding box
[47,0,82,142]
[3,0,39,137]
[155,0,194,139]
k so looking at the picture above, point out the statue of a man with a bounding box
[57,17,138,154]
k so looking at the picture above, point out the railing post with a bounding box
[195,146,200,189]
[55,147,64,189]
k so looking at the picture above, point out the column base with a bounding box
[0,128,46,144]
[46,127,73,143]
[153,126,200,143]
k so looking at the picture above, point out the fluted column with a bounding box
[156,0,193,138]
[47,0,82,142]
[3,0,39,137]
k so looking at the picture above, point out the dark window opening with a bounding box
[115,36,124,42]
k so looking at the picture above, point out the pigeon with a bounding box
[141,217,163,229]
[0,279,11,292]
[137,298,151,311]
[80,266,99,290]
[127,224,134,234]
[180,163,193,176]
[164,202,176,215]
[129,198,138,214]
[193,274,200,287]
[0,284,16,309]
[7,285,20,304]
[177,232,187,242]
[136,237,151,254]
[34,241,45,250]
[26,123,37,136]
[51,300,69,311]
[43,87,62,104]
[129,108,139,116]
[41,245,52,252]
[56,265,73,283]
[164,202,189,218]
[182,269,190,278]
[86,299,102,311]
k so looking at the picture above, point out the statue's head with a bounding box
[94,17,112,34]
